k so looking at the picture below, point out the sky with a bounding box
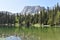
[0,0,60,13]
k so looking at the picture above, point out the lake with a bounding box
[0,27,60,40]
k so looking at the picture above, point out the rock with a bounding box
[6,36,21,40]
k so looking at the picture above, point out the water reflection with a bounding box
[6,36,21,40]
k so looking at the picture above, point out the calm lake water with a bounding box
[0,27,60,40]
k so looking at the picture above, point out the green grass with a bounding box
[0,27,60,40]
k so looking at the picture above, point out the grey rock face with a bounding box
[21,6,45,14]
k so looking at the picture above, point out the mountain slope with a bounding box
[21,6,45,14]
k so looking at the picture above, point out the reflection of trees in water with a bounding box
[0,27,60,40]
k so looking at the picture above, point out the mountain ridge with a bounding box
[20,6,45,14]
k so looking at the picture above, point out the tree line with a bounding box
[0,3,60,27]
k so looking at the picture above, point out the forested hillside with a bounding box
[0,3,60,27]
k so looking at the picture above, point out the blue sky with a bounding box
[0,0,60,13]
